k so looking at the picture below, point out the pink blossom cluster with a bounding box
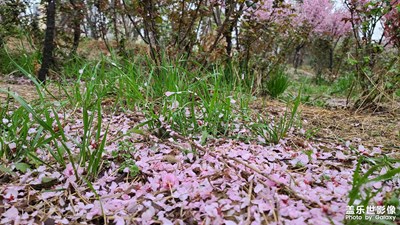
[251,0,351,39]
[295,0,352,38]
[253,0,295,23]
[384,0,400,46]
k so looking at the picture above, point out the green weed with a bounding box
[330,73,356,96]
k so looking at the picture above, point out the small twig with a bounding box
[68,188,77,216]
[273,195,279,224]
[170,131,207,152]
[227,156,311,203]
[70,182,91,205]
[346,79,355,107]
[245,180,253,225]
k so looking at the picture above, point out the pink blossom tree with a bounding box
[291,0,352,74]
[233,0,298,84]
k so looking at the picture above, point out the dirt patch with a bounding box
[287,67,316,81]
[0,80,39,102]
[0,76,66,103]
[256,99,400,155]
[304,104,399,148]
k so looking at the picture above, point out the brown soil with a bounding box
[0,77,65,103]
[0,82,39,102]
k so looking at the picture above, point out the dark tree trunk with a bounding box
[69,0,83,57]
[328,46,333,72]
[142,0,161,65]
[223,1,235,80]
[93,0,111,53]
[30,14,42,47]
[200,2,244,70]
[225,25,234,60]
[112,0,120,46]
[38,0,56,84]
[0,35,4,48]
[111,0,126,55]
[224,0,234,60]
[293,42,305,71]
[328,38,340,74]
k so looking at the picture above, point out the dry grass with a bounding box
[301,103,399,149]
[252,98,400,157]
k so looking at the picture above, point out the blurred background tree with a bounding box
[0,0,399,108]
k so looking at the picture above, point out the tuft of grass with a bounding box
[1,53,304,182]
[330,73,356,96]
[285,72,361,108]
[0,57,109,181]
[0,94,47,161]
[134,61,253,138]
[1,54,255,179]
[0,47,40,76]
[249,90,301,144]
[264,67,290,98]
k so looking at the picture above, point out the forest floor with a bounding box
[0,76,399,225]
[2,74,398,153]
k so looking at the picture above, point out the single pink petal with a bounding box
[142,206,156,221]
[114,216,125,225]
[224,220,237,225]
[165,91,175,97]
[336,151,346,160]
[254,183,264,193]
[204,203,219,217]
[3,206,19,219]
[298,154,309,165]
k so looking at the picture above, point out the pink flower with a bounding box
[63,163,75,178]
[63,163,84,185]
[162,173,178,190]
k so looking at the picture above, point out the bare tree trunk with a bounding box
[142,0,161,65]
[293,42,305,72]
[328,37,340,75]
[38,0,56,84]
[84,1,99,39]
[69,0,83,57]
[328,46,333,72]
[200,2,245,70]
[224,0,234,60]
[111,0,125,55]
